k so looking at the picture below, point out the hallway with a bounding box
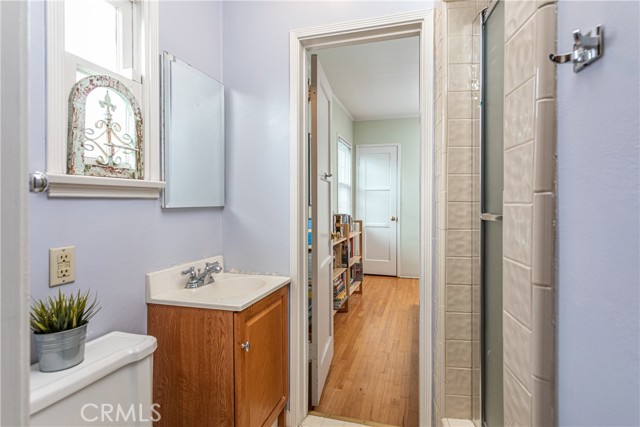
[315,275,419,427]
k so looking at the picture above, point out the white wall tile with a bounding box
[503,204,533,266]
[447,257,473,284]
[447,7,478,36]
[534,99,556,193]
[447,202,473,229]
[504,258,532,328]
[504,312,532,390]
[535,5,557,100]
[532,376,553,427]
[448,175,474,201]
[505,18,535,94]
[446,394,472,419]
[446,313,472,340]
[448,147,474,174]
[505,0,537,40]
[504,78,535,149]
[449,120,473,146]
[448,92,473,119]
[447,230,473,258]
[446,368,473,395]
[448,36,474,64]
[504,368,532,427]
[504,142,534,203]
[446,340,472,367]
[448,64,474,91]
[532,193,554,285]
[447,284,472,312]
[532,285,554,381]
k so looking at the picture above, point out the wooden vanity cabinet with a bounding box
[148,285,288,427]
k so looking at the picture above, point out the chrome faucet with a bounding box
[181,261,223,289]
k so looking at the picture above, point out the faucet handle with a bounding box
[205,261,220,268]
[181,266,196,278]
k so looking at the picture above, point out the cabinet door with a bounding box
[234,286,288,427]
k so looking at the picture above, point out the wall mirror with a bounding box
[162,51,225,208]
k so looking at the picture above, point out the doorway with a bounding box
[289,11,434,427]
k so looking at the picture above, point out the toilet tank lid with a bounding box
[30,331,157,415]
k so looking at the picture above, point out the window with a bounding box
[337,137,352,216]
[46,0,162,198]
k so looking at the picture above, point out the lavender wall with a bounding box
[27,1,224,356]
[220,1,432,275]
[557,1,640,425]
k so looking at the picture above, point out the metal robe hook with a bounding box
[549,25,604,73]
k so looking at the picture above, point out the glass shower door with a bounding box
[476,2,505,426]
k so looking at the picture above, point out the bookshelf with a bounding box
[332,215,364,315]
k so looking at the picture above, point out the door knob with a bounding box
[240,341,250,352]
[390,216,397,222]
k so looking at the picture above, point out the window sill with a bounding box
[45,173,165,199]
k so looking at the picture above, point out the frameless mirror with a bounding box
[162,51,225,208]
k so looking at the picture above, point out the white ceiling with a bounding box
[315,36,420,122]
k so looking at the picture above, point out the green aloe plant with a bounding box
[30,289,100,334]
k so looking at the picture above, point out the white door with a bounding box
[357,145,398,276]
[309,54,334,406]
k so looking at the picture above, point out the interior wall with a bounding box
[353,118,421,277]
[27,1,224,361]
[556,1,640,425]
[220,1,433,275]
[331,99,354,213]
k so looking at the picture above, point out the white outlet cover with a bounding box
[49,246,76,287]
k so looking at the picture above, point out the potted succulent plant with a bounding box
[30,289,100,372]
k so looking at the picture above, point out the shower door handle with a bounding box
[480,213,502,222]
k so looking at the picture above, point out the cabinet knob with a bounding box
[240,341,250,352]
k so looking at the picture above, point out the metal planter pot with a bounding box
[34,324,87,372]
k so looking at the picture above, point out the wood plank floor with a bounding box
[315,275,419,427]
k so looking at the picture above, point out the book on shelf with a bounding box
[353,262,363,282]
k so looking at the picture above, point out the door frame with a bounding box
[355,143,402,277]
[289,11,434,427]
[0,0,31,425]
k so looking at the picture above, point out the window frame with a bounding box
[46,0,163,198]
[336,136,352,216]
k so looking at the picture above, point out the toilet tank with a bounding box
[30,332,157,427]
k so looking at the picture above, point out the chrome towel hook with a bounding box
[549,25,604,73]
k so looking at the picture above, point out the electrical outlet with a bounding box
[49,246,76,287]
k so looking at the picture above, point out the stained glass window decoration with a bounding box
[67,75,144,179]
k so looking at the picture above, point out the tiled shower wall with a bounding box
[502,1,556,425]
[434,0,556,425]
[434,0,486,420]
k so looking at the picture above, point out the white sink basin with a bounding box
[189,277,266,299]
[146,258,290,311]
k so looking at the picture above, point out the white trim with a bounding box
[289,10,434,427]
[354,112,421,122]
[355,143,401,277]
[46,174,165,199]
[333,95,354,122]
[0,0,30,423]
[45,0,161,198]
[336,135,353,217]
